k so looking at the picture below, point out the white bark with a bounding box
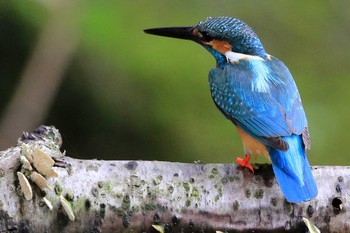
[0,126,349,232]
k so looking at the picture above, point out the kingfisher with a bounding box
[144,16,317,203]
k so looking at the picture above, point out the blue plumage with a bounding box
[144,16,317,203]
[269,135,317,202]
[209,57,307,142]
[204,19,317,202]
[197,17,267,58]
[209,55,317,202]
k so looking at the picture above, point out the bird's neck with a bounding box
[215,50,270,70]
[204,44,269,69]
[220,54,282,93]
[224,51,267,64]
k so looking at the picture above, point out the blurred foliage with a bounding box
[1,1,350,165]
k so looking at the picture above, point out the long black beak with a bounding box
[144,26,196,41]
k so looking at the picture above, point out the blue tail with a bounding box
[269,134,318,203]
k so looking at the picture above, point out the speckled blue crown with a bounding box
[197,16,267,58]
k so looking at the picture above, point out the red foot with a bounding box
[236,154,254,173]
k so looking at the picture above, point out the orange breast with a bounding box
[237,127,269,158]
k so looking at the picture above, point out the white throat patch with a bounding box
[224,51,264,64]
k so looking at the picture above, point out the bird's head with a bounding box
[144,16,268,67]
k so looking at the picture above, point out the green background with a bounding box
[1,1,349,165]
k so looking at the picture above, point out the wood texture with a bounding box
[0,126,348,232]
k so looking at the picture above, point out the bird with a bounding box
[144,16,317,203]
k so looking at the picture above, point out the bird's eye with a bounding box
[198,31,212,42]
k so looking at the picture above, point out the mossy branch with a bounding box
[0,126,348,233]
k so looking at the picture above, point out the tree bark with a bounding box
[0,126,348,233]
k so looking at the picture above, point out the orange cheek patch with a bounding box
[206,40,232,54]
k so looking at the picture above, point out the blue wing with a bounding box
[209,56,308,149]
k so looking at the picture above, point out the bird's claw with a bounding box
[236,154,254,173]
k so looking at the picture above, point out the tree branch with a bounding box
[0,126,348,232]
